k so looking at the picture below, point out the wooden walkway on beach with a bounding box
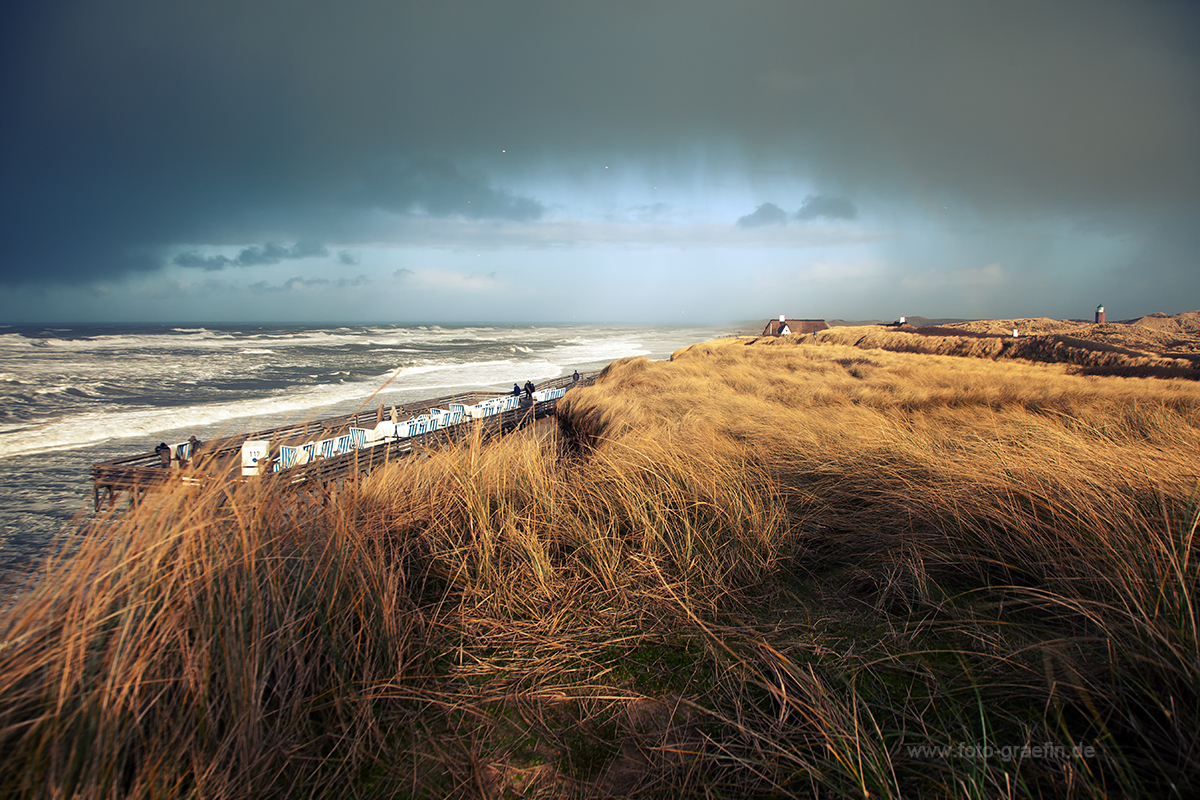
[91,371,597,510]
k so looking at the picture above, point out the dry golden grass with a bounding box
[944,310,1200,356]
[2,339,1198,797]
[759,323,1200,372]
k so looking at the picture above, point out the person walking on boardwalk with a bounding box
[512,383,521,397]
[572,370,580,382]
[187,435,203,466]
[524,380,535,400]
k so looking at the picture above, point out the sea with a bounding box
[0,322,723,581]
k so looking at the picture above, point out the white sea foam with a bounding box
[0,324,723,461]
[0,358,559,459]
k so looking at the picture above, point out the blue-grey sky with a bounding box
[2,0,1197,323]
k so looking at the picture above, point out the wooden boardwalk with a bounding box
[91,371,597,510]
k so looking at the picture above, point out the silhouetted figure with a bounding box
[512,383,521,397]
[524,380,535,400]
[572,370,580,382]
[187,435,203,465]
[155,442,171,467]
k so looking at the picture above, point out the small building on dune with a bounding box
[762,315,830,336]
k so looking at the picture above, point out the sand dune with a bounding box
[938,310,1200,356]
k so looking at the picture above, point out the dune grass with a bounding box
[2,338,1199,797]
[783,323,1200,372]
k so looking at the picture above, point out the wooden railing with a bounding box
[91,370,600,510]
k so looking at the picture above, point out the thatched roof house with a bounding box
[761,316,829,336]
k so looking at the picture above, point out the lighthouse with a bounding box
[1095,305,1105,324]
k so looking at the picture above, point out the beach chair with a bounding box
[279,445,300,469]
[334,433,354,454]
[372,421,396,441]
[317,438,338,459]
[349,428,369,449]
[299,442,315,464]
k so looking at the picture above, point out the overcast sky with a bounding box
[2,0,1197,324]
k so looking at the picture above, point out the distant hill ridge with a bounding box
[740,311,1200,358]
[936,310,1200,356]
[738,310,1200,379]
[828,316,969,328]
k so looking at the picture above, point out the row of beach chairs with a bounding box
[270,389,564,471]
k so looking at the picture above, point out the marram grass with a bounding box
[2,339,1198,798]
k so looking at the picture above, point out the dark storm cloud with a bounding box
[739,196,857,227]
[248,274,369,292]
[174,242,329,271]
[1,0,1198,293]
[353,159,544,221]
[795,195,857,222]
[737,203,790,228]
